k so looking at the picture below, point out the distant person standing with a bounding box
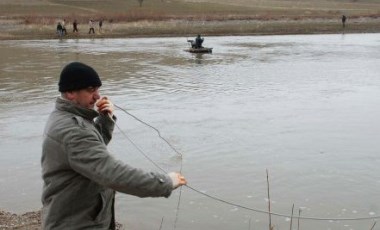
[109,19,114,32]
[342,15,347,28]
[99,19,103,33]
[73,19,78,33]
[56,22,63,37]
[88,20,95,34]
[61,19,67,35]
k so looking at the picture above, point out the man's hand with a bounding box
[168,172,187,189]
[96,96,114,116]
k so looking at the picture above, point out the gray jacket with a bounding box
[41,97,173,229]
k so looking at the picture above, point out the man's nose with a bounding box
[94,90,101,100]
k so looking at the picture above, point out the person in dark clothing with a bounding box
[195,34,204,48]
[56,22,63,37]
[99,19,103,33]
[342,15,347,28]
[73,20,78,33]
[188,34,205,49]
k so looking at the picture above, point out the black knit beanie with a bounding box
[58,62,102,92]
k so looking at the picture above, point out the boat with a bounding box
[186,39,213,53]
[185,47,213,53]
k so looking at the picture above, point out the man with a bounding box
[188,34,204,49]
[99,19,103,33]
[41,62,187,229]
[342,15,347,28]
[56,22,63,37]
[195,34,204,48]
[89,19,95,34]
[73,19,78,33]
[61,19,67,35]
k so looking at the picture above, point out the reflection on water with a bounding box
[1,34,380,230]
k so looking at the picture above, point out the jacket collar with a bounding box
[56,97,99,121]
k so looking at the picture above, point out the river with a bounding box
[0,33,379,229]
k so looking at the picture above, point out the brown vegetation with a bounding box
[1,0,380,40]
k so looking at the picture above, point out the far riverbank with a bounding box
[1,17,380,40]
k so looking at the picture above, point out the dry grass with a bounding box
[2,17,380,40]
[2,0,380,20]
[1,0,380,40]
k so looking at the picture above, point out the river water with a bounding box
[0,34,379,229]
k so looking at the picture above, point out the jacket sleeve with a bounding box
[66,126,173,198]
[94,114,116,145]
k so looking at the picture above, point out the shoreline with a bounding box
[0,210,41,229]
[0,210,124,230]
[1,17,380,41]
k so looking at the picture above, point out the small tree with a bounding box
[138,0,143,7]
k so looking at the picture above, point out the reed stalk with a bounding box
[297,209,302,230]
[370,221,376,230]
[158,216,164,230]
[266,169,274,230]
[289,204,294,230]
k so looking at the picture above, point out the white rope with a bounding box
[114,104,380,222]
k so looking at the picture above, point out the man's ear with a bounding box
[64,91,76,101]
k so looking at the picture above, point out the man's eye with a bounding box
[87,87,96,92]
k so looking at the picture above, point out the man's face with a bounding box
[67,87,101,110]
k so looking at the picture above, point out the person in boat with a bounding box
[195,34,204,48]
[188,34,204,49]
[41,62,187,229]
